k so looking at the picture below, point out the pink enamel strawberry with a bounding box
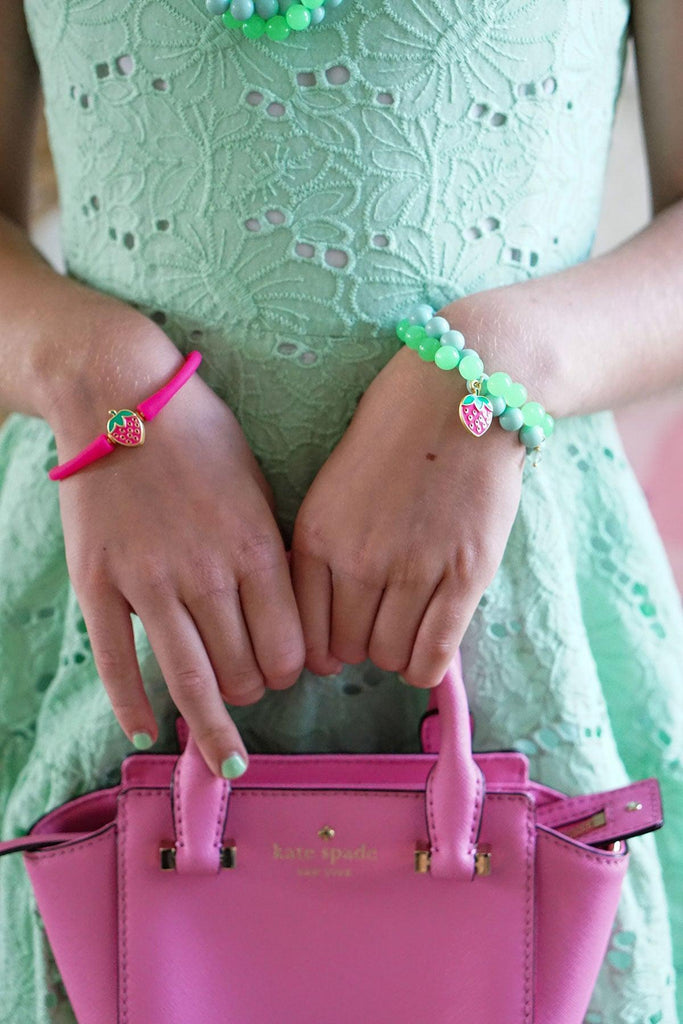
[106,409,145,447]
[459,394,494,437]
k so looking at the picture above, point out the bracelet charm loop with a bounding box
[106,409,146,447]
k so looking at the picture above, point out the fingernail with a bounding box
[221,753,247,779]
[132,731,153,750]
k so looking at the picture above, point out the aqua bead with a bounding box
[417,336,441,361]
[434,345,460,370]
[519,425,546,448]
[521,401,545,427]
[498,407,524,431]
[302,0,324,6]
[542,412,555,437]
[439,329,465,350]
[396,318,412,342]
[424,316,450,338]
[403,324,427,349]
[230,0,254,19]
[265,13,290,37]
[503,381,527,408]
[489,395,507,416]
[458,353,484,381]
[408,304,434,326]
[310,7,326,21]
[222,8,242,25]
[255,0,278,14]
[243,13,267,35]
[206,0,230,14]
[486,371,511,398]
[286,4,311,28]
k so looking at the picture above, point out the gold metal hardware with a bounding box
[160,841,236,870]
[562,809,607,839]
[474,844,492,876]
[318,826,335,841]
[625,801,643,812]
[414,841,430,873]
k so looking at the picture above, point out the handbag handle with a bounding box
[172,648,484,881]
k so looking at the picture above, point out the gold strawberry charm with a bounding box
[458,388,494,437]
[106,409,145,447]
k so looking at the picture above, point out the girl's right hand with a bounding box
[47,316,307,778]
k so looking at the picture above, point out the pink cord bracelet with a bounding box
[48,349,203,481]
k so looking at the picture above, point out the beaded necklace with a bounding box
[206,0,347,41]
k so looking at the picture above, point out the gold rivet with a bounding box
[475,844,492,876]
[625,802,643,812]
[318,826,335,840]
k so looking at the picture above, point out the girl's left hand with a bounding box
[290,337,527,688]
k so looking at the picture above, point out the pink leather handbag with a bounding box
[0,651,663,1024]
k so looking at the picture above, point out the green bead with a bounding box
[417,336,441,361]
[521,401,545,427]
[499,407,524,431]
[486,371,511,398]
[265,13,290,38]
[542,412,555,437]
[396,317,412,342]
[503,381,528,408]
[222,8,242,26]
[285,3,311,29]
[242,13,266,35]
[403,324,427,349]
[434,345,460,370]
[458,353,484,381]
[519,424,546,448]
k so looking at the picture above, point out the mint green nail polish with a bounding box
[132,731,153,750]
[221,753,247,779]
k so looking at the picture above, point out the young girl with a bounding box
[1,0,682,1020]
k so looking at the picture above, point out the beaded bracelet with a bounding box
[206,0,346,40]
[395,305,554,464]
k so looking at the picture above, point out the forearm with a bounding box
[443,197,683,420]
[0,210,182,433]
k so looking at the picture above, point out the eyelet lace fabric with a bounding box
[1,0,682,1020]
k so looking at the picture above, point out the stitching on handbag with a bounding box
[524,798,535,1022]
[174,756,185,851]
[120,793,129,1024]
[537,826,631,865]
[540,780,657,830]
[213,779,229,856]
[468,767,483,856]
[22,828,113,861]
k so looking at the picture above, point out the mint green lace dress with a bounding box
[1,1,682,1021]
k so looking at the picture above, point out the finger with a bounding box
[290,549,343,675]
[181,579,267,706]
[329,566,385,665]
[367,574,440,673]
[82,591,159,747]
[139,599,249,777]
[238,556,306,690]
[400,576,474,689]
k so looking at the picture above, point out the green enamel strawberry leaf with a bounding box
[107,410,135,429]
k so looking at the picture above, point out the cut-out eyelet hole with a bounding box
[465,226,482,241]
[553,236,559,244]
[246,90,264,106]
[296,71,316,87]
[265,209,285,225]
[151,310,167,325]
[90,195,100,210]
[325,64,350,85]
[109,227,117,239]
[277,342,298,355]
[299,351,317,365]
[372,233,389,247]
[79,93,90,109]
[483,217,499,232]
[245,218,261,232]
[156,218,169,231]
[469,102,489,119]
[543,76,557,94]
[506,246,522,263]
[95,62,110,79]
[529,252,539,267]
[152,78,168,91]
[490,112,507,127]
[266,101,285,117]
[123,232,135,249]
[116,54,135,76]
[69,85,77,99]
[518,82,535,97]
[295,242,315,258]
[324,248,348,268]
[377,91,393,105]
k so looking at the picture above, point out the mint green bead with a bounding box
[404,324,427,349]
[434,345,460,370]
[486,371,512,398]
[286,4,311,29]
[521,401,545,427]
[458,353,484,381]
[499,407,524,431]
[265,13,290,37]
[439,329,465,350]
[519,424,546,448]
[301,0,323,7]
[396,317,412,342]
[242,13,266,35]
[542,412,555,437]
[222,8,242,26]
[503,381,527,408]
[418,336,441,361]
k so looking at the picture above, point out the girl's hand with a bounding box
[49,318,306,777]
[290,338,526,688]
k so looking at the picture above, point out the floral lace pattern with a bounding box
[1,0,682,1020]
